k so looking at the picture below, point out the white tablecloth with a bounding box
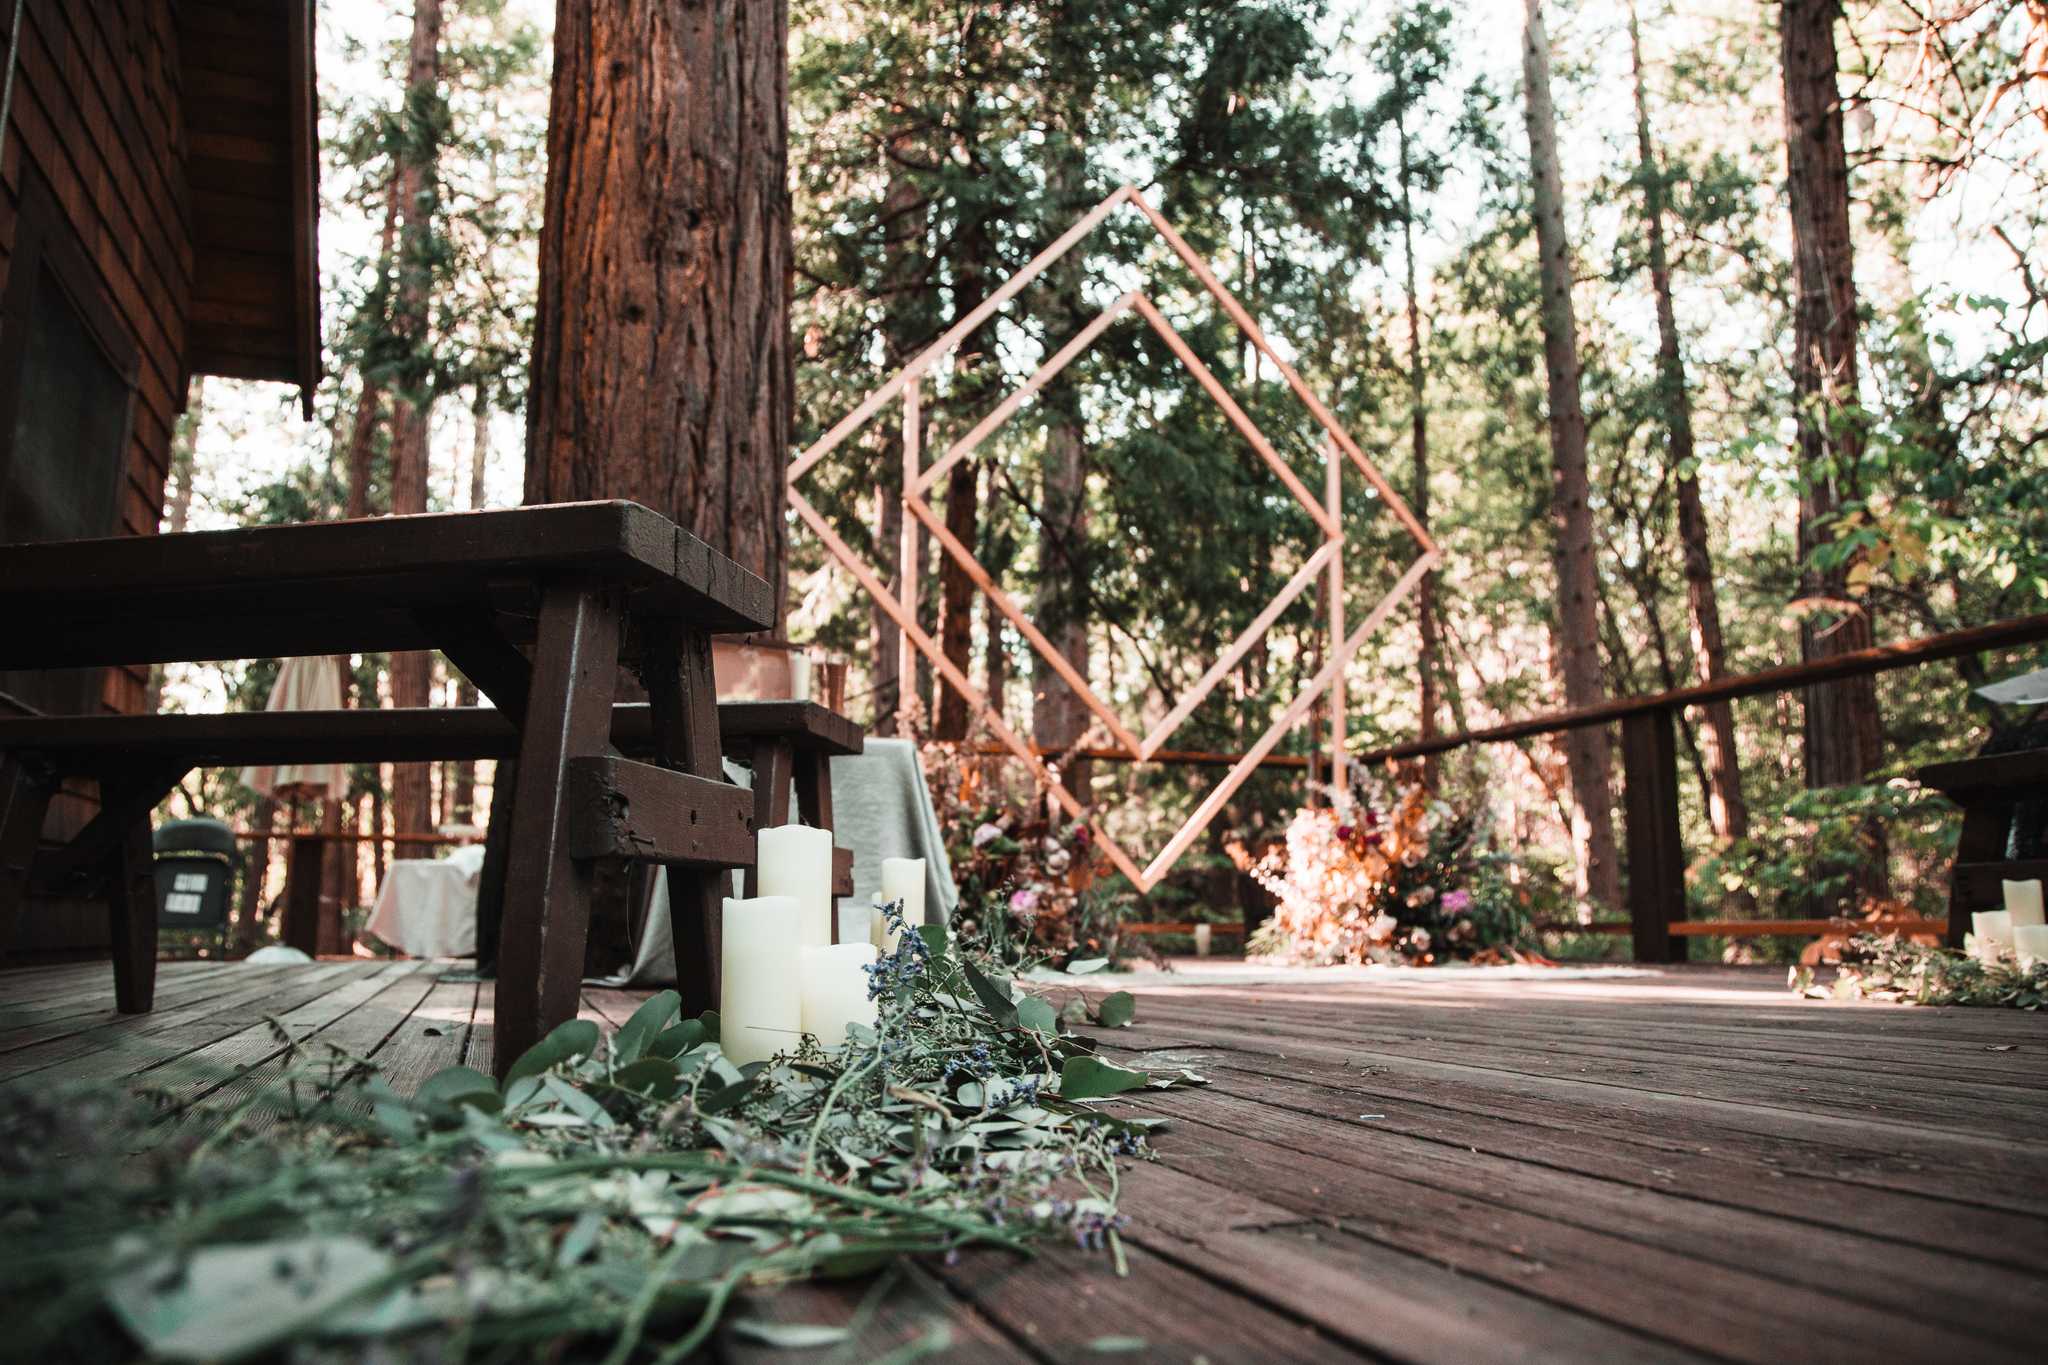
[366,846,486,958]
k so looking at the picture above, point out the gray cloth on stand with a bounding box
[831,737,959,921]
[593,737,956,988]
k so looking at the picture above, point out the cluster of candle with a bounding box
[1971,879,2047,966]
[717,827,932,1066]
[722,824,872,1065]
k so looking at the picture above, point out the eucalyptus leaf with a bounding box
[105,1237,393,1361]
[501,1018,602,1089]
[415,1065,500,1112]
[727,1319,852,1349]
[648,1019,708,1058]
[1065,957,1109,975]
[611,1056,683,1099]
[1016,994,1059,1036]
[1095,991,1136,1028]
[959,959,1019,1025]
[1058,1055,1150,1101]
[611,989,681,1064]
[699,1073,760,1114]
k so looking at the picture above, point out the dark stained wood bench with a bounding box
[0,502,773,1073]
[0,699,866,953]
[1918,745,2048,947]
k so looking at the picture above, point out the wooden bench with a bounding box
[0,502,772,1073]
[0,698,865,953]
[1918,745,2048,947]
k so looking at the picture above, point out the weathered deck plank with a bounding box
[1,958,2042,1362]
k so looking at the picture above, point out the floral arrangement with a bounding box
[917,732,1127,971]
[1247,774,1533,966]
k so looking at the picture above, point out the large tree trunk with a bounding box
[527,0,792,980]
[1034,134,1093,797]
[523,0,792,621]
[870,150,927,736]
[1522,0,1621,915]
[1630,7,1750,850]
[345,185,401,520]
[934,208,997,740]
[1397,104,1444,793]
[1781,0,1884,900]
[388,0,445,858]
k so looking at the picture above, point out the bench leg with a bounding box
[474,757,517,975]
[106,787,159,1013]
[641,628,728,1019]
[793,752,834,833]
[1948,800,2013,949]
[750,737,794,844]
[0,755,53,959]
[491,586,622,1077]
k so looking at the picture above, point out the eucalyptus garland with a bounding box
[0,906,1201,1361]
[1790,934,2048,1009]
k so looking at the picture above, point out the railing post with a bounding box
[1621,705,1686,963]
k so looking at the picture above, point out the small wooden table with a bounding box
[1919,745,2048,946]
[0,502,773,1071]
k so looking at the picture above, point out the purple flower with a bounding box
[1009,888,1040,914]
[1441,889,1472,915]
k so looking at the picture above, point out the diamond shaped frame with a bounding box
[788,186,1441,892]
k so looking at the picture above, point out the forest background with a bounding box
[160,0,2048,960]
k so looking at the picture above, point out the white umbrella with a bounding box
[239,655,348,800]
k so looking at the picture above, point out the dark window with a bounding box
[0,263,130,544]
[0,168,140,714]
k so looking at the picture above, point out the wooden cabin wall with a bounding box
[0,0,191,963]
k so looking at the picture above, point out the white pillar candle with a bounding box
[756,824,834,947]
[1194,923,1213,957]
[789,653,812,702]
[1973,910,2014,958]
[799,942,878,1049]
[2014,923,2048,966]
[720,895,801,1065]
[875,857,926,953]
[2003,879,2045,928]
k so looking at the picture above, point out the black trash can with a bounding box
[154,817,239,955]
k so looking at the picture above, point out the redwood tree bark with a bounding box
[1397,99,1445,793]
[1034,133,1094,798]
[1522,0,1621,914]
[934,205,997,740]
[345,184,400,521]
[870,151,927,735]
[388,0,444,857]
[1630,6,1750,849]
[1781,0,1885,905]
[523,0,792,622]
[1781,1,1881,784]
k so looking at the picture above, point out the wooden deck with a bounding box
[2,958,2044,1362]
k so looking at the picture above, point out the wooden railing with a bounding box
[1349,612,2048,961]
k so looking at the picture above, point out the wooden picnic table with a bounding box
[0,501,773,1072]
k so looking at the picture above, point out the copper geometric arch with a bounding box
[789,185,1441,892]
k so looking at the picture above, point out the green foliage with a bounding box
[1791,936,2048,1010]
[0,911,1202,1359]
[1692,782,1958,918]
